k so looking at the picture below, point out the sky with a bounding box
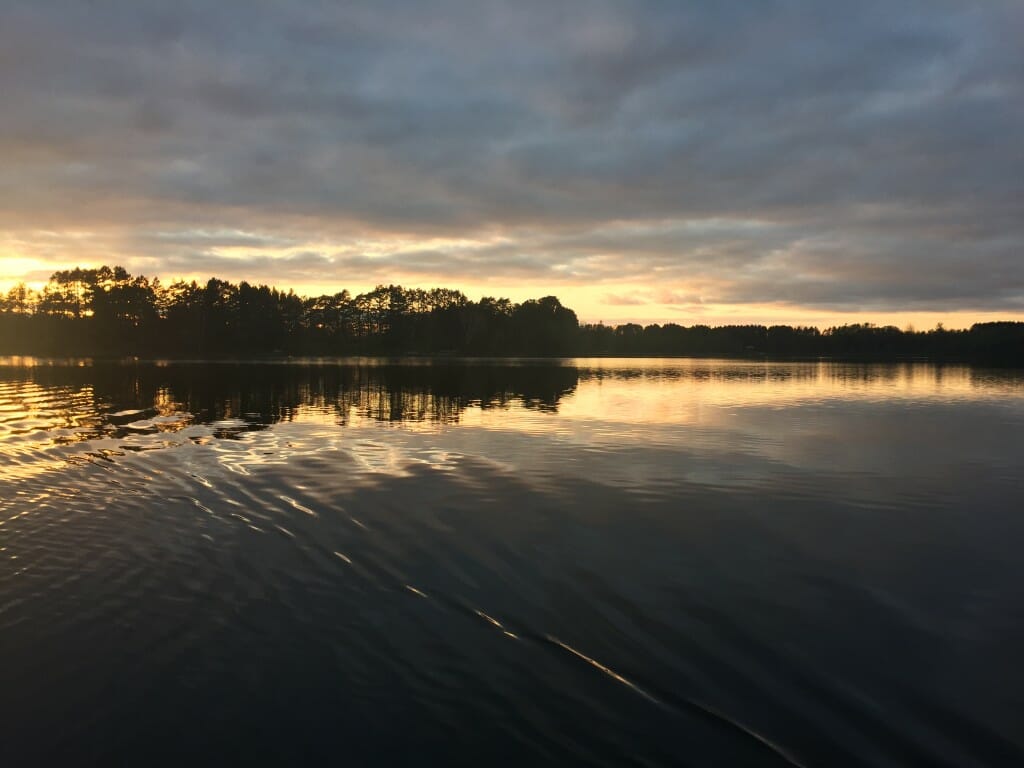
[1,0,1022,328]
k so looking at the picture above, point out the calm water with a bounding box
[2,358,1024,766]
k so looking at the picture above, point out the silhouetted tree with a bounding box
[1,265,1022,363]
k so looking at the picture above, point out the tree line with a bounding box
[0,266,1022,363]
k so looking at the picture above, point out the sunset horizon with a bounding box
[4,1,1023,332]
[4,3,1024,765]
[4,263,1023,332]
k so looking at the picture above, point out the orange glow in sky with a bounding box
[2,3,1022,329]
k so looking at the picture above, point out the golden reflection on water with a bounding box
[570,359,1020,407]
[1,359,1023,486]
[3,362,1024,768]
[460,360,1024,436]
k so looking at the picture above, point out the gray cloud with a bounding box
[604,292,650,306]
[1,0,1022,311]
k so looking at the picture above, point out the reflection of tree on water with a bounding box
[8,362,580,443]
[577,364,827,385]
[340,364,576,424]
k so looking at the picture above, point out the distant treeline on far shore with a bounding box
[1,266,1022,363]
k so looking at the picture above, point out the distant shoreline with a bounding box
[2,352,1022,369]
[2,266,1022,365]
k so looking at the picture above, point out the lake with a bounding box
[2,358,1023,766]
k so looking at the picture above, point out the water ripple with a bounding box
[2,360,1024,765]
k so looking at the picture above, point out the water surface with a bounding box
[2,358,1023,766]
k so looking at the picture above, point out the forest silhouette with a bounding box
[1,266,1022,363]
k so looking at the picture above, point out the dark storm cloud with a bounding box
[1,0,1022,310]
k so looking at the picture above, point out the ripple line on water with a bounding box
[543,635,659,704]
[540,634,807,767]
[279,495,317,517]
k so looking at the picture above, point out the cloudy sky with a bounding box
[2,0,1022,326]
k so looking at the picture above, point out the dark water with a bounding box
[2,358,1024,767]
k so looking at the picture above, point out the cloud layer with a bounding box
[2,0,1022,315]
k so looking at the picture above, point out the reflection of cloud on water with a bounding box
[1,359,1024,492]
[3,358,1024,765]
